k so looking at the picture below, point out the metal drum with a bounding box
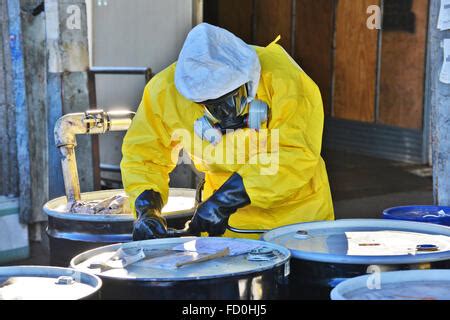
[44,188,196,267]
[262,219,450,300]
[0,266,102,300]
[331,270,450,300]
[70,237,291,300]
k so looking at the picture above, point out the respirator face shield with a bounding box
[201,84,249,129]
[194,83,268,145]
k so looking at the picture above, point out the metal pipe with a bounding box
[99,163,121,173]
[54,110,135,203]
[89,67,153,83]
[192,0,203,26]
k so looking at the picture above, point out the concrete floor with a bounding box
[4,150,434,267]
[324,150,433,219]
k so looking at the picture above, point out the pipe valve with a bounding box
[54,109,135,203]
[83,110,109,133]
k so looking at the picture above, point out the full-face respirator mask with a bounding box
[194,84,269,145]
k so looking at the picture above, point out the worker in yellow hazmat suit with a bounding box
[121,23,334,240]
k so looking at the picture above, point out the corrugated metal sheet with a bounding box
[324,117,426,164]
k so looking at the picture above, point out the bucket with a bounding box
[331,269,450,300]
[0,266,102,300]
[44,188,196,266]
[0,196,29,264]
[70,237,290,300]
[383,205,450,226]
[262,219,450,300]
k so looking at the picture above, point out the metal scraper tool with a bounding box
[176,247,230,268]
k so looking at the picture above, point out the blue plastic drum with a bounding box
[383,206,450,226]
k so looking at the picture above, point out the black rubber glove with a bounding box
[187,173,251,236]
[132,190,169,241]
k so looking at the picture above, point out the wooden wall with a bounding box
[333,0,380,122]
[205,0,335,114]
[378,0,429,129]
[204,0,429,131]
[295,0,335,115]
[255,0,292,50]
[0,0,19,197]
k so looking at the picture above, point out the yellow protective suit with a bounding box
[121,41,334,239]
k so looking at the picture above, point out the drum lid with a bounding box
[262,219,450,264]
[0,266,101,300]
[70,237,290,281]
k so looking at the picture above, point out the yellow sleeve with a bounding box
[121,81,177,215]
[237,74,324,209]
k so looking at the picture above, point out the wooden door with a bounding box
[204,0,430,163]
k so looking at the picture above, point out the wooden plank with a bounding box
[0,7,7,107]
[46,74,65,200]
[87,70,101,191]
[333,0,379,122]
[21,0,49,224]
[46,0,94,197]
[216,0,254,44]
[295,0,335,115]
[428,1,450,205]
[7,0,32,223]
[1,2,19,197]
[378,0,428,129]
[255,0,292,49]
[0,2,10,196]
